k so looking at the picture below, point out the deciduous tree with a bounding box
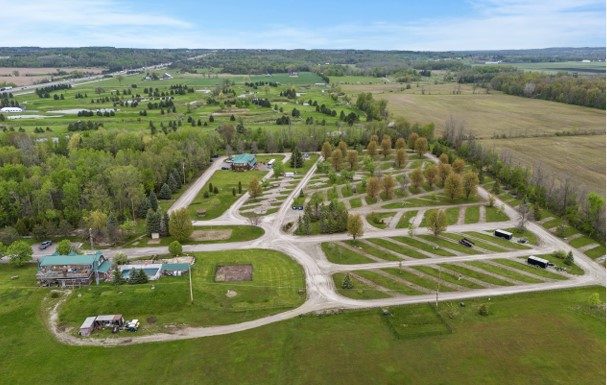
[426,209,447,236]
[6,240,32,267]
[424,164,438,187]
[382,174,396,198]
[414,137,428,158]
[395,148,408,168]
[444,172,464,201]
[346,214,364,240]
[410,168,425,191]
[366,176,381,200]
[248,177,262,198]
[168,208,193,242]
[462,170,479,199]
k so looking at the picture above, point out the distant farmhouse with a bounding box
[36,251,112,287]
[231,153,257,171]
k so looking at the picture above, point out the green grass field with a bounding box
[0,254,603,385]
[58,249,305,333]
[188,169,268,219]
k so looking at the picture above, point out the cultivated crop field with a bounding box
[341,79,606,195]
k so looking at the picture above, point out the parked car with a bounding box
[459,238,473,248]
[292,205,304,210]
[517,238,528,244]
[39,240,52,250]
[125,319,140,332]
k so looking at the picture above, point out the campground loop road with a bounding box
[47,152,606,346]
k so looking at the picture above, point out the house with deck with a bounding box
[36,251,112,287]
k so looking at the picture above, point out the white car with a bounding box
[126,319,140,332]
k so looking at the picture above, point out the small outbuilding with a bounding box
[79,316,97,336]
[94,314,124,328]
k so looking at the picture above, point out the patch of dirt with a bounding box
[215,264,253,282]
[191,229,232,241]
[226,289,238,298]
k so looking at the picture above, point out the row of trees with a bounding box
[438,122,605,241]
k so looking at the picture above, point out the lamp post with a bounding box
[89,227,94,250]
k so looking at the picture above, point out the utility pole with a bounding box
[182,161,186,184]
[89,227,94,250]
[188,264,194,303]
[435,266,441,308]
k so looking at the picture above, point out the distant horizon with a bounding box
[1,46,605,53]
[0,0,604,50]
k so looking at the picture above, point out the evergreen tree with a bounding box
[167,173,179,192]
[149,190,158,211]
[342,273,354,289]
[238,181,243,194]
[159,183,172,199]
[106,212,119,243]
[112,267,125,285]
[290,147,304,168]
[145,208,161,236]
[136,198,151,218]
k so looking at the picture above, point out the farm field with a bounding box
[507,61,606,74]
[0,67,105,86]
[342,80,605,196]
[0,264,603,385]
[479,135,606,196]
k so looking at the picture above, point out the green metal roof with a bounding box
[39,251,104,267]
[160,263,191,272]
[232,153,256,165]
[97,260,112,273]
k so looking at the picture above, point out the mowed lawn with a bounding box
[58,249,305,332]
[188,169,268,219]
[0,270,603,385]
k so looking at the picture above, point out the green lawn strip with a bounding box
[421,207,459,226]
[332,272,391,299]
[585,245,606,259]
[485,206,510,222]
[391,236,454,257]
[443,264,514,286]
[188,169,267,219]
[321,242,375,264]
[367,238,429,259]
[396,210,418,228]
[356,270,422,295]
[382,268,457,292]
[503,227,540,246]
[412,265,484,289]
[341,185,354,198]
[366,212,394,229]
[568,236,597,248]
[442,233,506,252]
[417,235,482,255]
[466,261,544,284]
[464,206,480,224]
[467,231,530,250]
[148,225,264,246]
[541,217,564,229]
[60,249,305,332]
[533,254,584,276]
[493,259,567,281]
[345,240,401,261]
[557,225,579,238]
[349,197,362,208]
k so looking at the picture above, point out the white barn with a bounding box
[0,107,23,113]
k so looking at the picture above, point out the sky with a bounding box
[0,0,604,50]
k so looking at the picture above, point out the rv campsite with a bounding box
[0,46,605,385]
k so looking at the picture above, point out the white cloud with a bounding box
[0,0,603,49]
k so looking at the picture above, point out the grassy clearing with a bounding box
[366,211,394,229]
[356,270,423,296]
[418,235,482,255]
[493,259,567,281]
[345,240,401,261]
[585,245,606,259]
[568,236,596,248]
[383,268,457,292]
[132,225,264,247]
[392,236,454,257]
[467,231,531,250]
[466,261,544,284]
[533,254,584,276]
[333,272,391,300]
[321,242,375,264]
[444,264,514,286]
[0,260,603,385]
[59,249,305,332]
[485,206,510,222]
[349,197,362,208]
[412,265,484,289]
[367,238,429,259]
[396,210,418,228]
[189,169,267,219]
[464,206,480,224]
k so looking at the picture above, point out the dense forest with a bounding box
[1,47,603,72]
[0,128,219,240]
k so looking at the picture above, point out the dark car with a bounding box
[292,205,304,210]
[39,240,52,250]
[517,238,528,244]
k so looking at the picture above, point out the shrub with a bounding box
[113,252,128,265]
[478,304,490,316]
[169,240,183,256]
